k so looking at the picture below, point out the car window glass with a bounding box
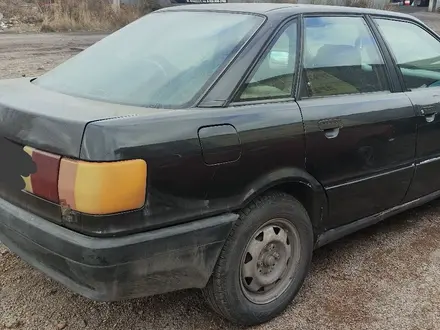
[34,11,263,109]
[375,18,440,90]
[235,21,297,102]
[303,16,389,98]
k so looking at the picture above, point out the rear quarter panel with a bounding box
[80,103,309,234]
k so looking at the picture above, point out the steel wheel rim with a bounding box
[239,218,301,305]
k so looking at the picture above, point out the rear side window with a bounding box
[34,11,264,109]
[374,18,440,91]
[302,16,389,98]
[235,20,297,102]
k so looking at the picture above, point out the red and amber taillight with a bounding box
[23,146,60,203]
[22,146,147,215]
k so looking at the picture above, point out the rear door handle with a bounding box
[420,106,437,123]
[318,119,343,130]
[424,112,436,123]
[318,119,343,139]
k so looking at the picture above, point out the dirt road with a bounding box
[1,14,440,330]
[0,33,105,79]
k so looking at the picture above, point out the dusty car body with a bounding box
[1,3,440,326]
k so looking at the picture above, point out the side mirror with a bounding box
[269,50,289,69]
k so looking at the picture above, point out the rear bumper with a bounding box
[0,197,237,301]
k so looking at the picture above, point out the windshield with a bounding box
[34,11,264,108]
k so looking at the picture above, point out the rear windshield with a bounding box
[34,11,263,108]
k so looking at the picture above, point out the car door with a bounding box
[296,15,417,230]
[373,17,440,201]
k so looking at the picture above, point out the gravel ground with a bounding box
[1,12,440,330]
[0,33,106,79]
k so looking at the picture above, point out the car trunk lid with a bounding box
[0,78,146,157]
[0,78,148,224]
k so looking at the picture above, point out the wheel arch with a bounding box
[239,167,328,236]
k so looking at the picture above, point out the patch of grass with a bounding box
[0,0,397,33]
[39,0,153,32]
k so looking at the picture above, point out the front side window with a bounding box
[302,16,389,98]
[235,20,297,102]
[375,18,440,91]
[34,11,264,108]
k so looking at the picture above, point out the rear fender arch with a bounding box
[238,167,328,234]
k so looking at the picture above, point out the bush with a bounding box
[0,0,43,24]
[39,0,151,32]
[0,0,395,33]
[343,0,374,7]
[309,0,395,10]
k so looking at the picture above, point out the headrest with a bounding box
[312,44,361,68]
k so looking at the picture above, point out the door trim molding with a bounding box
[418,155,440,166]
[315,188,440,248]
[326,163,414,190]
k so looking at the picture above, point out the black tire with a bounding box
[202,191,314,326]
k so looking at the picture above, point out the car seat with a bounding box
[305,44,363,96]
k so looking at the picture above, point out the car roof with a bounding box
[161,3,416,21]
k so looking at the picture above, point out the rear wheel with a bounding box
[202,192,313,326]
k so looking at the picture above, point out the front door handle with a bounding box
[318,119,343,139]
